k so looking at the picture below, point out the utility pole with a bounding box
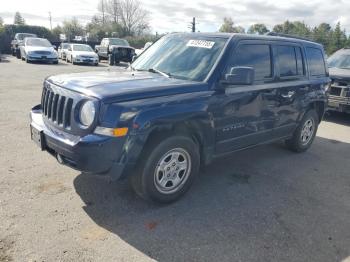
[188,17,196,32]
[48,11,52,30]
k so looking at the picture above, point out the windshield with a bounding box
[17,34,36,40]
[109,38,129,46]
[62,43,70,49]
[26,38,52,47]
[328,51,350,69]
[72,45,93,52]
[132,35,228,81]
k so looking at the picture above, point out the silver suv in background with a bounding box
[11,33,37,58]
[327,48,350,114]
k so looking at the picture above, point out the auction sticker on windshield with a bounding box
[187,40,215,49]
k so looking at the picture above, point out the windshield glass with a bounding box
[26,38,52,47]
[132,35,228,81]
[17,34,36,40]
[62,43,70,49]
[109,38,129,46]
[328,51,350,69]
[72,45,93,52]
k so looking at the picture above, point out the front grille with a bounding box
[330,86,342,96]
[41,86,73,129]
[35,51,51,55]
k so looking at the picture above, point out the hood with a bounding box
[329,67,350,81]
[110,45,135,50]
[25,46,55,53]
[72,51,98,57]
[47,70,207,103]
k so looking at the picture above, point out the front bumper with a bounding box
[73,57,98,64]
[327,95,350,113]
[27,55,58,63]
[30,106,132,180]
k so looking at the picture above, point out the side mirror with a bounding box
[223,67,255,86]
[53,45,57,50]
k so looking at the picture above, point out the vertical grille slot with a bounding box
[47,92,54,119]
[44,90,51,116]
[57,96,65,125]
[51,94,59,122]
[63,98,73,128]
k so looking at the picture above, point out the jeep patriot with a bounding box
[30,33,329,203]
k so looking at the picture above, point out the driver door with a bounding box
[213,41,278,155]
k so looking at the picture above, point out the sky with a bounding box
[0,0,350,33]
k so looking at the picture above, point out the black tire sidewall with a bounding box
[140,136,200,203]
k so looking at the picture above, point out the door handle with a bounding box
[281,91,295,99]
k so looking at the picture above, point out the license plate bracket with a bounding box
[30,125,45,150]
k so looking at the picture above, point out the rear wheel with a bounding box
[16,49,21,59]
[285,109,319,152]
[130,135,200,203]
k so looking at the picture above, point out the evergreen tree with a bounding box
[14,12,25,25]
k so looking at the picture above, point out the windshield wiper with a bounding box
[148,68,171,78]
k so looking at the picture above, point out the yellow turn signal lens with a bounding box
[113,127,128,137]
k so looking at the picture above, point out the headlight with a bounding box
[79,101,96,127]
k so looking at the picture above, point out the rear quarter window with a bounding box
[306,47,326,76]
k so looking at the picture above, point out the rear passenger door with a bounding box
[272,44,309,137]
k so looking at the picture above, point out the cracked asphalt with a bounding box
[1,55,350,262]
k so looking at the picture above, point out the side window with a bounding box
[306,47,326,76]
[277,45,305,77]
[230,44,272,81]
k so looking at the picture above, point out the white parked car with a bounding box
[66,44,99,66]
[20,37,58,64]
[57,43,71,60]
[135,42,153,56]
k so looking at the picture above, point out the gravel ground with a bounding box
[1,55,350,262]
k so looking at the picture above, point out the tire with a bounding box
[130,135,200,203]
[285,109,319,152]
[53,61,58,64]
[94,62,98,66]
[16,49,21,59]
[12,49,16,56]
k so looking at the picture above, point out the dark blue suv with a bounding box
[30,33,329,203]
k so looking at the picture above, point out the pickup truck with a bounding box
[95,37,135,66]
[30,33,329,203]
[11,33,37,58]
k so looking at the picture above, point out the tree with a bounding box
[0,17,4,27]
[219,18,245,33]
[312,23,332,53]
[62,18,84,41]
[107,0,121,24]
[98,0,108,25]
[52,25,63,41]
[329,22,347,53]
[119,0,150,36]
[248,23,269,35]
[14,12,25,25]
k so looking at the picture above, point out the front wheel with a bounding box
[130,135,200,203]
[285,109,319,152]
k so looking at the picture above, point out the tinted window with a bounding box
[230,44,272,81]
[277,46,304,77]
[277,46,297,77]
[306,47,326,76]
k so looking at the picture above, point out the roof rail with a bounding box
[265,32,313,42]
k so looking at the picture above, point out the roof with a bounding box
[169,32,322,47]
